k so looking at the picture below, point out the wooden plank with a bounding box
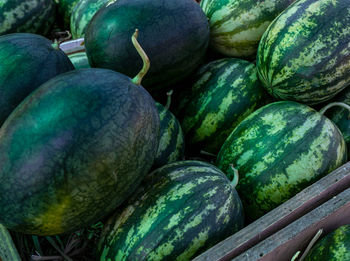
[232,186,350,261]
[59,38,85,55]
[193,162,350,261]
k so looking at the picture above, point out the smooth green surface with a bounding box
[257,0,350,104]
[0,68,160,235]
[68,51,91,69]
[180,58,266,154]
[201,0,295,58]
[99,160,244,261]
[85,0,210,89]
[217,101,347,221]
[0,0,55,35]
[153,103,185,169]
[305,225,350,260]
[0,33,74,127]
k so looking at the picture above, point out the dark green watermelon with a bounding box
[0,68,160,236]
[98,160,244,260]
[0,33,74,126]
[257,0,350,104]
[153,102,185,169]
[216,101,347,221]
[179,58,267,154]
[0,0,56,36]
[55,0,81,29]
[70,0,110,39]
[84,0,210,89]
[68,52,91,69]
[305,225,350,260]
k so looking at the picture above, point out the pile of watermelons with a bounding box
[0,0,350,260]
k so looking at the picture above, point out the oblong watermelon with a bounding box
[256,0,350,104]
[0,0,56,36]
[98,160,244,260]
[85,0,210,89]
[180,58,267,154]
[0,33,74,126]
[0,68,160,235]
[216,101,347,220]
[70,0,110,39]
[200,0,295,58]
[305,225,350,260]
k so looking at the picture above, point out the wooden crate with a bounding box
[194,162,350,261]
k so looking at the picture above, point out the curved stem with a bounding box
[299,229,323,261]
[319,102,350,116]
[131,29,150,86]
[51,39,60,50]
[228,164,239,188]
[165,90,174,110]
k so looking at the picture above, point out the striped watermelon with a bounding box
[68,52,91,69]
[200,0,295,58]
[180,58,267,154]
[70,0,110,39]
[305,225,350,260]
[0,224,21,261]
[257,0,350,105]
[216,101,347,221]
[0,0,56,36]
[98,160,244,260]
[154,102,185,169]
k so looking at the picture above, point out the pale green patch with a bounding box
[260,111,287,135]
[176,228,210,260]
[165,206,191,231]
[236,149,254,166]
[216,190,233,224]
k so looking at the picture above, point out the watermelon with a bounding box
[200,0,295,58]
[68,52,91,69]
[154,101,185,169]
[98,160,244,260]
[0,33,74,126]
[0,0,56,36]
[0,224,21,261]
[216,101,347,221]
[84,0,210,89]
[0,57,160,235]
[256,0,350,105]
[179,58,267,154]
[55,0,81,29]
[70,0,110,39]
[305,225,350,260]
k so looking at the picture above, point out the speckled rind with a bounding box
[0,33,74,126]
[70,0,110,39]
[179,58,267,154]
[84,0,210,89]
[0,0,56,36]
[256,0,350,104]
[99,160,244,261]
[153,103,185,169]
[216,101,347,221]
[305,225,350,260]
[200,0,295,58]
[0,68,160,235]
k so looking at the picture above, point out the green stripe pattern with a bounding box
[68,52,91,69]
[200,0,295,58]
[216,101,347,221]
[325,87,350,159]
[154,103,185,169]
[257,0,350,105]
[0,224,21,261]
[0,0,55,36]
[180,58,266,154]
[99,160,244,261]
[305,225,350,260]
[70,0,110,39]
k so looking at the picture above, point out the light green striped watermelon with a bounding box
[305,225,350,260]
[68,52,91,69]
[216,101,347,221]
[70,0,110,39]
[0,224,21,261]
[257,0,350,105]
[98,160,244,260]
[200,0,295,58]
[0,0,56,36]
[154,102,185,169]
[180,58,267,154]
